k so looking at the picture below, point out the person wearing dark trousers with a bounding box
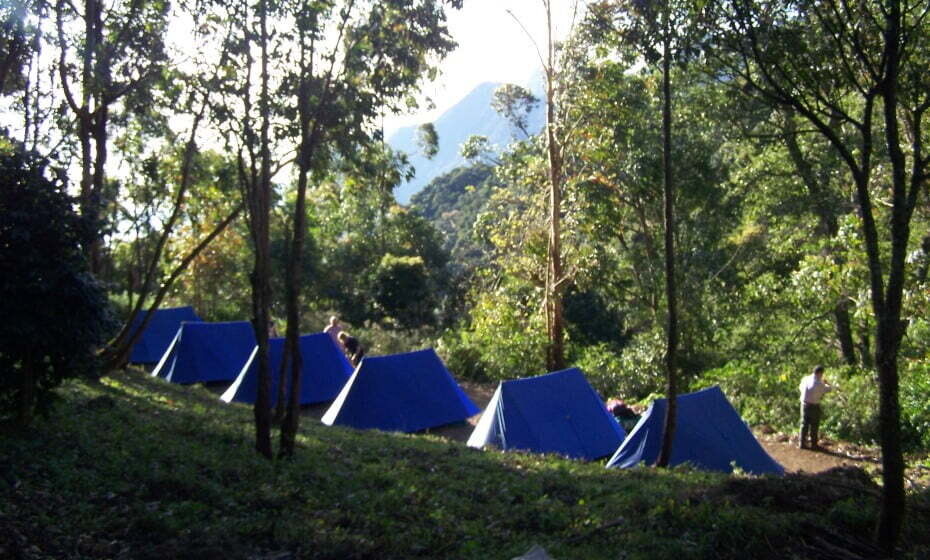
[799,365,833,450]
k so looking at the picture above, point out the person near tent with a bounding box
[323,315,344,348]
[338,331,365,367]
[606,397,640,433]
[268,319,278,338]
[799,364,833,450]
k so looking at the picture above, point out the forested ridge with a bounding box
[1,0,929,554]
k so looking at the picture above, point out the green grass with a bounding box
[1,369,928,559]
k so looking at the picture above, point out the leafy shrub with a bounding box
[698,361,797,429]
[0,145,114,428]
[436,282,546,382]
[372,254,435,329]
[821,367,880,445]
[900,360,930,451]
[571,342,661,401]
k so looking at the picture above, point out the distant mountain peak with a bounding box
[388,80,544,204]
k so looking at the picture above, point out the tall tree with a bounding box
[587,0,706,468]
[211,0,461,458]
[508,0,584,371]
[709,0,930,549]
[54,0,170,273]
[278,0,461,457]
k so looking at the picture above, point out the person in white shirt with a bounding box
[799,365,833,450]
[323,316,344,349]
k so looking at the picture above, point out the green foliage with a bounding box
[415,123,439,159]
[409,162,496,269]
[0,146,114,427]
[699,360,930,452]
[308,175,453,328]
[900,360,930,451]
[571,342,660,400]
[373,254,434,329]
[437,278,547,382]
[491,84,540,139]
[697,361,799,430]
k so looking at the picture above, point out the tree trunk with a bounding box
[833,299,857,366]
[873,2,909,547]
[103,203,243,371]
[543,0,565,372]
[249,0,273,460]
[656,5,678,468]
[280,24,333,456]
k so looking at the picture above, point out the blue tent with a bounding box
[321,348,480,433]
[220,333,353,405]
[605,386,784,475]
[467,368,626,460]
[152,321,256,384]
[127,306,202,364]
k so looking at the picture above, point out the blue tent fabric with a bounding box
[152,321,256,384]
[220,333,353,405]
[605,386,784,475]
[467,368,626,460]
[127,306,202,363]
[321,348,480,433]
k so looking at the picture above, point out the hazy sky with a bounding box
[383,0,582,136]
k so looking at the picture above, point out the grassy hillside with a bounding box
[2,370,928,560]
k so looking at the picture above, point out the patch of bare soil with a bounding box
[755,430,882,475]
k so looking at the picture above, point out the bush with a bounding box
[900,360,930,451]
[436,282,546,383]
[0,145,113,428]
[372,254,435,328]
[570,342,661,401]
[821,367,880,445]
[698,361,798,429]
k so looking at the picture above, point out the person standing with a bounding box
[323,315,343,348]
[799,365,833,450]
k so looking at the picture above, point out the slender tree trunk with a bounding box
[873,2,908,547]
[543,0,565,372]
[248,0,274,460]
[81,0,105,273]
[656,5,678,468]
[280,22,335,456]
[104,203,244,371]
[279,155,309,458]
[833,299,857,366]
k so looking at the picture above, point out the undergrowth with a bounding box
[1,368,928,559]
